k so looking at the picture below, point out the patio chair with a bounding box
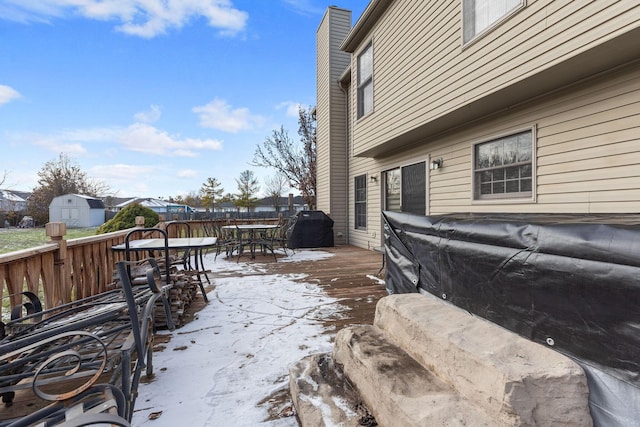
[232,224,277,263]
[272,216,296,256]
[212,223,237,260]
[165,221,193,270]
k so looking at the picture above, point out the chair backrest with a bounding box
[166,221,191,238]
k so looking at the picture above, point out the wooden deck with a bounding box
[266,245,388,329]
[0,246,388,424]
[203,245,389,330]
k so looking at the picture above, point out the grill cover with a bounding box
[382,211,640,426]
[288,211,334,249]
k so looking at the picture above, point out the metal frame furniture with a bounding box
[111,228,217,303]
[221,224,279,263]
[0,259,173,425]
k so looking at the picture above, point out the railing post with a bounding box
[135,216,146,228]
[46,222,67,308]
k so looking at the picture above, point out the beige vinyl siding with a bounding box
[327,10,351,243]
[348,157,378,249]
[425,62,640,215]
[351,0,640,156]
[316,8,352,244]
[316,12,331,213]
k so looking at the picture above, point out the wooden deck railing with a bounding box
[0,216,282,319]
[0,224,131,318]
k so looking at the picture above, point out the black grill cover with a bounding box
[382,211,640,426]
[288,211,334,249]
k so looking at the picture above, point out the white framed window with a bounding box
[357,41,373,119]
[354,175,367,229]
[463,0,525,44]
[473,129,534,201]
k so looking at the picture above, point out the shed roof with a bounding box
[53,194,105,209]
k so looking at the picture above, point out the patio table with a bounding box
[112,233,217,303]
[221,224,279,262]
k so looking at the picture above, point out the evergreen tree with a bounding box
[199,177,223,211]
[234,170,260,212]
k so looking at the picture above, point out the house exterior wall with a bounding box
[316,7,352,245]
[428,63,640,215]
[344,0,640,158]
[317,0,640,250]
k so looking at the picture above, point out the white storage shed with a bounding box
[49,194,105,228]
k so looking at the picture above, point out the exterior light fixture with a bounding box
[430,158,443,170]
[370,175,378,183]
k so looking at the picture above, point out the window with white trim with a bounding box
[463,0,524,44]
[354,175,367,229]
[473,130,533,200]
[357,42,373,118]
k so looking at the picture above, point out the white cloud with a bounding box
[90,163,161,196]
[118,123,223,156]
[31,136,89,156]
[276,101,302,118]
[22,127,114,156]
[91,163,158,181]
[1,0,248,38]
[0,85,21,105]
[193,98,265,133]
[133,104,161,123]
[177,169,197,178]
[281,0,323,16]
[8,122,222,158]
[173,149,197,157]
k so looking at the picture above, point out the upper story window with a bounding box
[354,175,367,229]
[473,130,533,200]
[463,0,525,44]
[357,42,373,118]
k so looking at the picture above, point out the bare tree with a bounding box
[182,191,201,209]
[253,106,316,209]
[234,170,260,212]
[264,173,290,213]
[26,153,110,225]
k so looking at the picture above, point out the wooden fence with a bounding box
[0,216,281,319]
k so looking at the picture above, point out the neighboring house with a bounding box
[213,196,307,214]
[214,201,239,213]
[102,196,135,212]
[316,2,640,249]
[112,198,195,214]
[49,194,105,228]
[0,190,28,212]
[254,195,307,213]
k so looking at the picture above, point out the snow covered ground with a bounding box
[131,250,347,426]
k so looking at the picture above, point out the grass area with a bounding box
[0,227,99,254]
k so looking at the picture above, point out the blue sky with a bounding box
[0,0,369,198]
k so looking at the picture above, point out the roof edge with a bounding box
[339,0,394,53]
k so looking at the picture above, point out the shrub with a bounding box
[97,204,159,234]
